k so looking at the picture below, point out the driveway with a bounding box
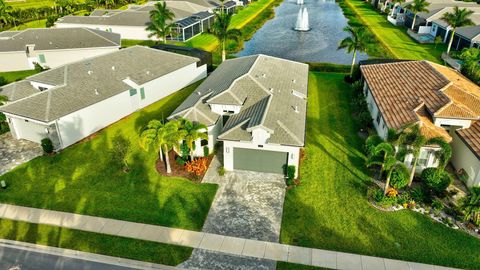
[179,153,286,270]
[0,133,42,175]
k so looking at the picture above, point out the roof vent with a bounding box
[261,73,266,78]
[197,91,202,95]
[146,70,150,75]
[111,66,115,71]
[87,70,93,75]
[292,89,306,99]
[293,105,299,113]
[94,89,99,95]
[292,79,296,83]
[269,88,274,93]
[49,41,52,45]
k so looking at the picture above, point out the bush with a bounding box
[357,111,373,129]
[390,166,409,189]
[397,192,411,206]
[176,156,186,166]
[285,165,296,186]
[410,186,431,204]
[41,138,54,154]
[306,62,351,73]
[203,146,209,157]
[46,15,59,28]
[217,166,225,176]
[365,135,383,156]
[371,188,384,202]
[421,168,452,196]
[185,157,208,176]
[369,187,398,208]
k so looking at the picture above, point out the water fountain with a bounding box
[294,6,310,31]
[297,0,304,5]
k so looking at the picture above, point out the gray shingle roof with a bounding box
[169,55,309,147]
[0,28,120,52]
[456,25,480,40]
[0,81,39,102]
[0,46,200,122]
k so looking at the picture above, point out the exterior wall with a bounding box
[451,131,480,187]
[210,104,242,115]
[403,146,441,174]
[251,127,271,144]
[418,25,432,34]
[37,47,120,69]
[7,115,48,143]
[0,52,30,72]
[55,23,156,40]
[434,117,471,129]
[222,140,301,177]
[56,62,206,148]
[364,82,388,139]
[192,118,222,157]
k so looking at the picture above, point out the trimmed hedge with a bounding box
[307,62,352,73]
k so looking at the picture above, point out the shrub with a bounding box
[421,168,452,196]
[397,191,411,206]
[203,146,209,157]
[357,111,373,129]
[390,166,409,189]
[371,188,384,202]
[365,135,383,156]
[41,138,54,154]
[410,186,431,204]
[185,157,208,176]
[109,133,131,172]
[217,166,225,176]
[176,156,186,166]
[285,165,296,186]
[46,15,59,28]
[386,188,398,197]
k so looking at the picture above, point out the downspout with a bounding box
[54,119,64,151]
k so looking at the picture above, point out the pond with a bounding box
[236,0,369,64]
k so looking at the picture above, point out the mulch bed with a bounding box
[155,150,214,183]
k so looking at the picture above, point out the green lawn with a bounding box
[229,0,276,29]
[0,81,218,231]
[10,19,47,30]
[0,219,192,265]
[6,0,83,9]
[279,72,480,270]
[0,69,41,86]
[344,0,446,62]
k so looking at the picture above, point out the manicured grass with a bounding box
[10,19,47,30]
[6,0,84,9]
[184,34,219,52]
[0,69,41,86]
[343,0,446,62]
[0,81,218,231]
[229,0,276,29]
[277,262,329,270]
[0,219,192,265]
[279,72,480,270]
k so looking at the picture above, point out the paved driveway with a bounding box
[0,133,42,175]
[179,154,286,270]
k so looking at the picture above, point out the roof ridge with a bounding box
[277,120,303,145]
[218,118,251,139]
[193,107,215,123]
[84,28,120,46]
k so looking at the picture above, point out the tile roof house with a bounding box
[361,60,480,187]
[55,0,236,42]
[169,55,309,177]
[0,28,120,72]
[0,46,207,150]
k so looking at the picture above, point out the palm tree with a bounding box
[180,118,208,159]
[462,187,480,226]
[0,0,15,29]
[460,47,480,75]
[401,123,451,186]
[441,7,475,54]
[163,120,187,173]
[140,119,168,163]
[211,2,242,62]
[406,0,429,30]
[338,26,373,78]
[146,1,175,44]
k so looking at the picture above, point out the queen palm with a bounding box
[146,1,175,44]
[460,47,480,75]
[0,0,15,29]
[338,26,373,78]
[441,7,474,54]
[211,3,242,62]
[180,118,208,159]
[406,0,429,30]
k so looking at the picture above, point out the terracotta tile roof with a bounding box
[457,121,480,159]
[361,61,451,130]
[417,107,452,142]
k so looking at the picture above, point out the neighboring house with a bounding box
[430,13,480,49]
[55,0,236,42]
[0,46,207,150]
[0,28,120,72]
[361,61,480,187]
[169,55,309,177]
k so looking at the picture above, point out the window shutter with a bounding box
[129,88,137,96]
[38,54,46,64]
[140,87,145,100]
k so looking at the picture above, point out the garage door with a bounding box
[233,148,288,174]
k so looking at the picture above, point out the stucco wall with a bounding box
[222,140,301,177]
[0,52,30,72]
[434,117,471,129]
[8,116,48,143]
[451,131,480,187]
[192,118,222,157]
[210,104,242,115]
[55,23,156,40]
[364,82,388,139]
[38,47,120,69]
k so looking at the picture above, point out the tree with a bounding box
[441,7,474,54]
[0,95,8,134]
[180,118,208,159]
[162,120,187,173]
[406,0,429,30]
[434,35,442,48]
[401,123,451,187]
[338,26,373,78]
[146,1,175,44]
[211,2,242,62]
[0,0,15,29]
[140,119,168,162]
[110,133,131,172]
[462,187,480,226]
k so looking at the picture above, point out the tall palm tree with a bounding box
[163,120,187,173]
[406,0,429,30]
[0,0,15,29]
[338,26,373,78]
[441,7,474,54]
[140,119,168,162]
[401,123,451,186]
[146,1,175,43]
[180,118,208,159]
[211,2,242,62]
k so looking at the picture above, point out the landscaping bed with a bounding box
[0,82,218,231]
[156,150,214,183]
[279,72,480,270]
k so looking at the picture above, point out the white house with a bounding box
[0,46,207,150]
[0,28,120,72]
[361,60,480,187]
[169,55,309,177]
[55,0,236,42]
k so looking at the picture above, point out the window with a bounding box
[258,145,264,148]
[38,54,46,64]
[201,139,208,146]
[417,150,433,167]
[38,87,47,91]
[223,110,235,114]
[129,88,137,96]
[140,87,145,100]
[376,114,381,125]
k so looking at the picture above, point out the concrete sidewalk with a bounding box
[0,203,461,270]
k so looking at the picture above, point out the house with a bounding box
[361,60,480,187]
[55,0,236,42]
[430,13,480,49]
[168,55,309,177]
[0,28,120,72]
[0,46,207,150]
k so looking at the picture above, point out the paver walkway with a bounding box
[0,203,461,270]
[0,133,42,175]
[179,154,285,270]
